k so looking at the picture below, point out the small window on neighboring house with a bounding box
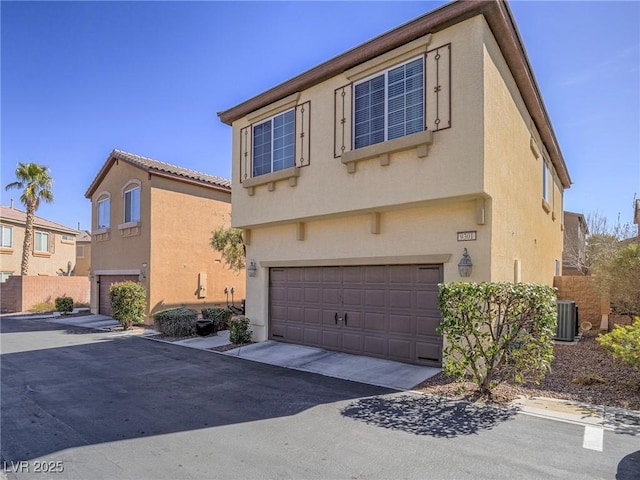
[76,245,84,258]
[542,160,551,204]
[353,56,424,149]
[97,197,110,228]
[0,272,12,283]
[34,231,49,252]
[1,225,12,248]
[253,109,295,177]
[124,186,140,223]
[62,235,75,242]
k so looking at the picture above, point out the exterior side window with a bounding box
[253,109,295,177]
[1,225,12,248]
[124,186,140,223]
[353,56,424,149]
[34,231,49,252]
[97,197,110,228]
[542,159,550,204]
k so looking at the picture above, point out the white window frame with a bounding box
[0,272,12,283]
[123,186,140,223]
[1,225,12,248]
[97,197,110,229]
[252,108,296,177]
[542,159,551,204]
[352,55,425,150]
[34,231,49,252]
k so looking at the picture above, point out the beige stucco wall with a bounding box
[75,241,91,277]
[89,159,245,320]
[148,176,245,316]
[0,222,77,277]
[481,19,564,284]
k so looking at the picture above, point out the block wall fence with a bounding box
[0,276,90,313]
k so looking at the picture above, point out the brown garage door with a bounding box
[98,275,139,316]
[269,265,443,366]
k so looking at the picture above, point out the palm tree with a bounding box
[5,162,54,275]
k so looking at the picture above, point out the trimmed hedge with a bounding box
[201,307,233,332]
[54,296,74,314]
[110,281,146,330]
[229,316,252,344]
[153,308,198,337]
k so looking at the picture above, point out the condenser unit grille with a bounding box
[556,300,577,341]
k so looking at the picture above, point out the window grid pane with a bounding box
[98,199,110,228]
[124,188,140,223]
[34,231,49,252]
[1,226,12,248]
[252,109,295,177]
[354,57,424,149]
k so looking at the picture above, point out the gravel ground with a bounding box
[415,331,640,411]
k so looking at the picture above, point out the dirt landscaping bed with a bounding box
[415,331,640,411]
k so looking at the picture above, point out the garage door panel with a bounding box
[304,267,323,282]
[322,288,341,305]
[417,266,442,283]
[303,328,321,346]
[286,268,305,282]
[271,286,287,302]
[417,315,441,336]
[322,310,339,327]
[364,266,386,283]
[304,287,321,304]
[364,312,386,331]
[270,322,286,339]
[416,290,439,310]
[270,268,287,283]
[270,305,287,321]
[342,266,364,283]
[364,336,386,357]
[322,330,341,349]
[342,332,363,353]
[388,338,412,360]
[286,325,304,342]
[287,306,304,322]
[304,308,321,325]
[389,265,414,283]
[416,342,441,363]
[365,289,386,308]
[343,311,363,329]
[99,275,139,316]
[389,289,412,309]
[343,288,362,306]
[389,314,414,335]
[322,267,341,283]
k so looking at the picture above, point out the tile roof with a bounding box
[76,230,91,242]
[0,206,79,235]
[85,149,231,198]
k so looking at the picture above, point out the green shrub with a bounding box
[229,316,252,344]
[597,317,640,369]
[153,307,198,337]
[201,307,233,331]
[437,282,557,395]
[54,296,74,314]
[109,281,146,330]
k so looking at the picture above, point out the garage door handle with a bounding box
[334,312,338,325]
[344,313,348,326]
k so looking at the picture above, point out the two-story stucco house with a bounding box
[218,0,571,366]
[85,149,246,321]
[0,204,79,281]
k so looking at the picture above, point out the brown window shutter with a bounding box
[49,232,55,254]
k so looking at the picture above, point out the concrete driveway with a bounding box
[2,315,639,480]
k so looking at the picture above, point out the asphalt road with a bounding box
[1,317,638,480]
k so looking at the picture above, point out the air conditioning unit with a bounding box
[556,300,578,341]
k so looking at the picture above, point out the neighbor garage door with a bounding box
[98,275,139,316]
[269,265,443,366]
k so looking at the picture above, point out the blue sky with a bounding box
[2,1,639,232]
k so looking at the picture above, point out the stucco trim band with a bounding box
[243,166,300,193]
[260,254,452,268]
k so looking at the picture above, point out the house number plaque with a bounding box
[457,231,477,241]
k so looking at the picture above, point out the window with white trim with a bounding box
[97,197,110,228]
[1,225,12,248]
[0,272,12,283]
[353,57,424,149]
[253,109,295,177]
[34,231,49,252]
[124,186,140,223]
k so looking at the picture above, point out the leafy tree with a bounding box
[594,243,640,319]
[210,226,245,272]
[109,281,146,329]
[597,317,640,370]
[437,282,557,395]
[5,162,54,275]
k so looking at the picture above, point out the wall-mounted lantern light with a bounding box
[458,248,473,277]
[247,259,257,277]
[139,261,148,281]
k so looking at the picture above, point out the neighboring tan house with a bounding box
[84,149,245,321]
[218,0,571,366]
[562,211,589,276]
[0,204,79,281]
[75,230,92,277]
[634,199,640,242]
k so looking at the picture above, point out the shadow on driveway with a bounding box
[341,393,518,437]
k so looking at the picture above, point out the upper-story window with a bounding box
[253,109,295,177]
[542,159,551,204]
[353,57,424,149]
[34,231,49,252]
[1,225,12,248]
[97,197,110,228]
[124,186,140,223]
